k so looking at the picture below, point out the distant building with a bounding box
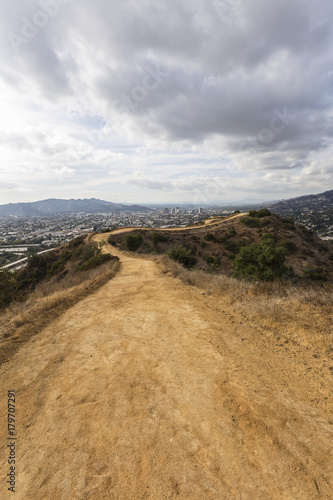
[163,208,170,214]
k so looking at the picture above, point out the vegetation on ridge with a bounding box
[107,212,333,285]
[0,236,117,310]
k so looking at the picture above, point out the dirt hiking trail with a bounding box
[0,230,332,499]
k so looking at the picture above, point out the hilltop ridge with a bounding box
[268,189,333,213]
[108,211,333,283]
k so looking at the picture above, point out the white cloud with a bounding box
[0,0,332,203]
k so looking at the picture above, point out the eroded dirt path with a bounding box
[0,235,332,499]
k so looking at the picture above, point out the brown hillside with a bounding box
[108,213,333,281]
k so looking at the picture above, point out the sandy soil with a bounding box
[0,229,332,499]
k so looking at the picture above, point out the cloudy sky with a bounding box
[0,0,332,205]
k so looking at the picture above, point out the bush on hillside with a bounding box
[225,239,249,254]
[72,242,98,261]
[216,236,227,244]
[233,238,288,281]
[77,253,112,272]
[301,226,314,240]
[167,245,197,269]
[0,270,15,309]
[123,233,143,251]
[204,232,215,241]
[0,238,114,309]
[248,209,272,218]
[280,240,297,254]
[241,217,270,228]
[303,267,328,282]
[260,233,276,244]
[282,217,296,230]
[152,232,168,245]
[67,235,86,249]
[204,255,221,267]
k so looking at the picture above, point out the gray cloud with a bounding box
[0,0,332,203]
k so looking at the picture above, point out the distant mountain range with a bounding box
[267,189,333,214]
[1,190,333,217]
[0,198,152,216]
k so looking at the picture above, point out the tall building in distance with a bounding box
[163,208,170,214]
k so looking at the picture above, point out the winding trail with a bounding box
[0,229,332,499]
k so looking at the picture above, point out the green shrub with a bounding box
[241,217,261,228]
[68,235,86,249]
[204,232,215,241]
[260,234,276,244]
[152,232,168,245]
[0,270,15,309]
[233,239,288,281]
[199,240,207,248]
[242,217,270,228]
[261,220,271,227]
[72,242,99,262]
[214,256,221,266]
[123,233,143,251]
[303,267,328,282]
[0,239,113,309]
[256,208,272,218]
[205,255,221,267]
[282,217,296,231]
[46,260,65,279]
[216,236,226,244]
[248,209,271,218]
[280,240,296,254]
[16,254,50,291]
[77,253,112,271]
[228,229,237,236]
[167,245,197,269]
[317,243,329,252]
[282,216,295,224]
[225,239,248,254]
[301,227,314,240]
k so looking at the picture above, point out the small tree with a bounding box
[303,267,327,282]
[123,233,143,251]
[152,232,168,246]
[167,245,197,269]
[204,232,215,241]
[0,270,15,309]
[233,239,287,281]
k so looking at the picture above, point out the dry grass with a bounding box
[0,259,120,350]
[159,255,333,352]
